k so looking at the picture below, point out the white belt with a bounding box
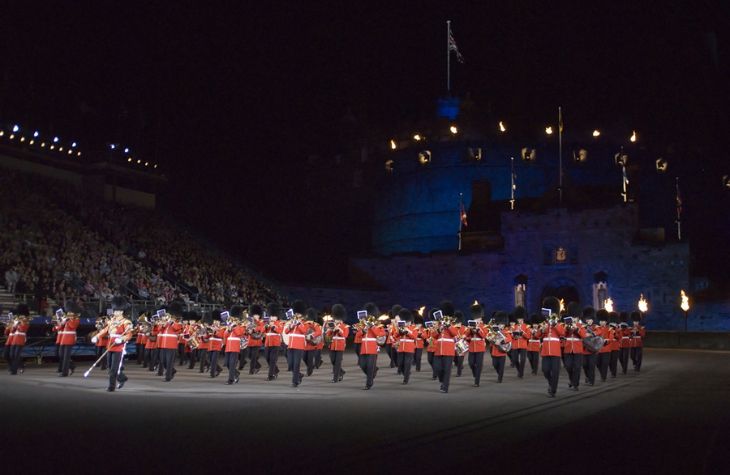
[59,331,77,335]
[437,338,454,342]
[622,337,630,339]
[332,336,346,340]
[159,333,178,338]
[288,334,305,338]
[362,338,377,341]
[266,333,279,337]
[13,332,26,336]
[399,338,414,342]
[110,333,123,338]
[529,339,541,343]
[566,338,580,341]
[471,338,483,341]
[543,337,560,342]
[209,337,222,341]
[226,337,240,340]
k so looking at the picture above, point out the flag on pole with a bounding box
[448,25,465,63]
[675,179,682,219]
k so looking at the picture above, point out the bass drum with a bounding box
[240,336,250,350]
[455,339,469,356]
[281,328,291,346]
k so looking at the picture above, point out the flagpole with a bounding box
[676,176,682,241]
[558,106,563,205]
[458,192,463,251]
[447,20,451,94]
[510,156,516,210]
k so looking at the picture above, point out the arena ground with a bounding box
[1,348,728,474]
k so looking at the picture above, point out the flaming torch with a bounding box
[680,290,690,332]
[638,294,648,315]
[604,297,614,313]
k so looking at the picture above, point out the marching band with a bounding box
[1,296,648,397]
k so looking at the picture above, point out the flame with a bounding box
[680,290,690,312]
[389,139,397,150]
[559,298,565,313]
[545,126,553,135]
[417,306,425,316]
[472,300,479,306]
[499,121,506,132]
[413,134,422,141]
[449,125,458,135]
[638,294,648,313]
[630,130,637,143]
[604,297,614,313]
[592,129,601,137]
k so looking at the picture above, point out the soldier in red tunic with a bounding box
[510,306,531,378]
[92,299,132,392]
[263,303,283,381]
[433,301,460,393]
[325,304,349,383]
[157,301,184,382]
[526,315,541,375]
[537,297,567,397]
[394,309,416,384]
[284,300,309,387]
[466,302,487,387]
[630,312,646,371]
[57,304,81,377]
[8,305,31,375]
[488,311,513,384]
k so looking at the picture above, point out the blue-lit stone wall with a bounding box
[374,140,643,256]
[354,206,690,330]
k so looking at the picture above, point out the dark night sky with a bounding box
[2,2,729,283]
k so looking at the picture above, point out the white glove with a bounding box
[91,336,98,344]
[114,337,123,345]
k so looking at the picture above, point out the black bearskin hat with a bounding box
[364,302,380,317]
[168,300,185,317]
[494,311,509,325]
[542,296,561,315]
[249,304,264,317]
[454,310,464,323]
[630,311,642,323]
[390,304,403,318]
[64,302,82,315]
[512,305,527,321]
[267,302,282,318]
[398,308,413,323]
[305,308,318,321]
[331,304,347,320]
[439,300,455,317]
[566,302,581,318]
[596,309,609,322]
[292,300,307,315]
[470,302,485,320]
[529,314,539,325]
[583,306,596,319]
[230,305,244,318]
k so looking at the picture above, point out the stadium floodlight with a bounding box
[53,136,59,143]
[124,147,129,154]
[77,151,81,157]
[71,142,77,148]
[12,125,19,133]
[33,131,39,138]
[127,157,132,162]
[592,129,601,137]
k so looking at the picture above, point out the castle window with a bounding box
[514,274,528,308]
[592,271,608,310]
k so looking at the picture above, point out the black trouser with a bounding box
[96,345,108,370]
[596,352,610,381]
[397,351,414,383]
[209,350,221,377]
[3,343,11,364]
[148,348,159,371]
[385,345,396,368]
[265,346,280,379]
[359,354,378,388]
[582,352,597,384]
[161,348,177,381]
[527,351,540,374]
[107,351,128,391]
[609,350,618,377]
[198,349,208,372]
[619,347,630,373]
[289,348,304,386]
[630,347,643,370]
[247,346,262,374]
[354,343,361,365]
[55,344,61,372]
[491,354,506,382]
[9,345,24,374]
[427,351,437,378]
[59,344,75,376]
[564,352,583,388]
[468,351,485,385]
[455,354,464,376]
[542,355,561,395]
[187,349,197,369]
[413,348,423,371]
[177,343,186,365]
[514,348,527,377]
[435,355,453,391]
[303,349,316,376]
[507,349,516,367]
[314,348,322,369]
[329,350,344,382]
[225,351,239,383]
[136,342,144,364]
[238,348,247,370]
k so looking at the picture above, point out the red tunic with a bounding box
[209,328,226,352]
[145,325,160,350]
[466,325,487,353]
[58,318,80,345]
[395,325,417,353]
[434,326,459,357]
[511,323,531,350]
[10,322,30,346]
[157,322,183,350]
[563,325,588,354]
[247,320,266,347]
[286,321,308,350]
[264,320,283,347]
[304,322,323,351]
[224,326,245,353]
[490,330,513,357]
[538,324,566,357]
[326,323,349,351]
[360,325,386,355]
[630,326,646,348]
[107,323,130,353]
